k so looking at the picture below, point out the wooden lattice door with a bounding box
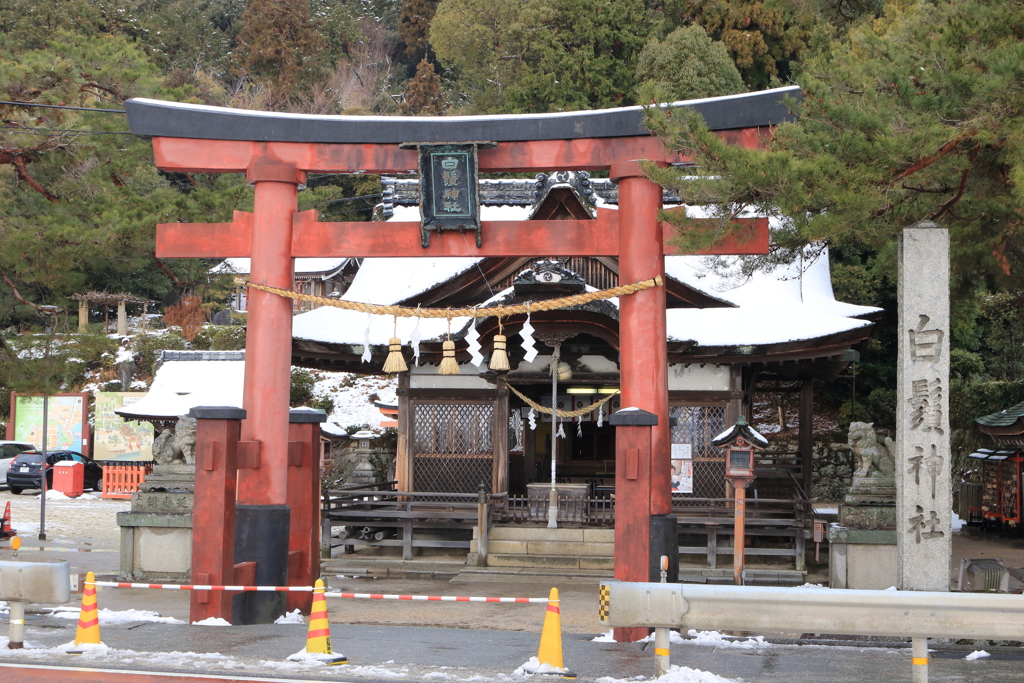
[670,405,728,505]
[411,401,494,499]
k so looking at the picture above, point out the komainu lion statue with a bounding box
[848,421,895,480]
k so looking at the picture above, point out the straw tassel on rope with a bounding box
[382,317,408,374]
[489,315,510,372]
[438,316,460,375]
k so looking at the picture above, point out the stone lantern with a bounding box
[712,417,768,585]
[346,428,379,485]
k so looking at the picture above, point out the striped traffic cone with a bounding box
[535,587,576,678]
[1,501,14,539]
[304,578,347,665]
[71,571,102,650]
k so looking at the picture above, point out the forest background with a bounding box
[1,0,1023,482]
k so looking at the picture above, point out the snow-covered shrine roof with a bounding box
[211,258,350,279]
[115,351,246,420]
[292,205,879,350]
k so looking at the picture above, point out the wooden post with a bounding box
[613,161,670,608]
[286,409,324,615]
[189,406,244,624]
[610,408,658,643]
[733,486,747,585]
[476,482,489,567]
[799,380,813,496]
[78,301,88,333]
[493,375,509,495]
[396,372,412,491]
[117,300,128,336]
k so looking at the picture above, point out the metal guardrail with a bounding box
[600,581,1024,682]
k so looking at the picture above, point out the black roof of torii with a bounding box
[124,87,800,143]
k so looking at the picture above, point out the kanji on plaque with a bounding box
[413,142,483,248]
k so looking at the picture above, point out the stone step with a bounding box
[477,526,614,543]
[470,538,613,557]
[485,553,614,571]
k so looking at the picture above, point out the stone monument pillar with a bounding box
[896,220,952,591]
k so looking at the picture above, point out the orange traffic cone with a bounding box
[1,501,14,539]
[304,578,347,665]
[71,571,102,651]
[534,587,576,678]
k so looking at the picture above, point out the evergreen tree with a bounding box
[398,0,440,61]
[431,0,654,114]
[636,25,746,101]
[400,57,445,114]
[233,0,326,101]
[643,0,1024,327]
[662,0,814,89]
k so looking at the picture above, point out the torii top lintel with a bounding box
[125,86,799,175]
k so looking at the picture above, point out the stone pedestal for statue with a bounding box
[117,464,195,580]
[830,422,898,589]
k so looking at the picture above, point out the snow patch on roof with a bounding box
[211,258,348,277]
[116,359,245,419]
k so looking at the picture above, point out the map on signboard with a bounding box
[94,392,154,461]
[14,395,85,452]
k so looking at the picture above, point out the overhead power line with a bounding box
[0,100,127,113]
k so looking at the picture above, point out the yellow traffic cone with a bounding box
[71,571,102,651]
[535,587,576,678]
[304,578,347,665]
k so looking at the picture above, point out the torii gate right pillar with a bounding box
[612,162,672,642]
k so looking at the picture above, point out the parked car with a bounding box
[6,450,103,495]
[0,441,36,487]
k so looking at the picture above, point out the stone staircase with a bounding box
[469,525,614,571]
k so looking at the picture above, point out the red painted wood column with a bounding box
[238,159,306,506]
[188,406,244,624]
[612,161,671,643]
[285,409,325,615]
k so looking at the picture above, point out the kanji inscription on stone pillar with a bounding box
[896,220,952,591]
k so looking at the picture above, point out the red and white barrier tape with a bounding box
[93,581,312,592]
[324,592,548,603]
[90,581,548,602]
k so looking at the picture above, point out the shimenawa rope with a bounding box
[508,384,618,419]
[247,275,663,319]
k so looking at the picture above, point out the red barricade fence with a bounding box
[101,461,154,499]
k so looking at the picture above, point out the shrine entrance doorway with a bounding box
[126,87,797,638]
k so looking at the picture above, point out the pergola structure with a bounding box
[126,87,798,636]
[70,292,157,335]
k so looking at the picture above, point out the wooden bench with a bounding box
[673,496,812,571]
[322,483,488,560]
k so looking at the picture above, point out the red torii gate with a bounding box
[126,87,797,637]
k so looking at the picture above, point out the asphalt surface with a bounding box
[2,489,1024,681]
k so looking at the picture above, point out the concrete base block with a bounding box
[487,554,580,569]
[829,532,898,590]
[487,527,586,542]
[134,527,192,578]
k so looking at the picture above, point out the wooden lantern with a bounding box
[712,417,768,585]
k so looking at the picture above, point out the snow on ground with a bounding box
[596,665,739,683]
[2,491,129,546]
[275,609,305,624]
[48,607,185,625]
[313,370,397,430]
[965,650,990,660]
[191,617,231,626]
[594,630,768,649]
